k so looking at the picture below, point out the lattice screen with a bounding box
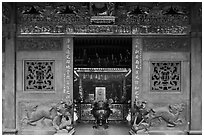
[151,61,181,92]
[24,60,55,91]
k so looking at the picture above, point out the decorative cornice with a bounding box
[17,24,190,35]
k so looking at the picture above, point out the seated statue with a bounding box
[130,100,151,134]
[91,100,112,129]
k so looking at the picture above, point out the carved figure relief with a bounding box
[20,101,74,134]
[91,3,110,16]
[151,62,181,91]
[130,100,185,134]
[150,103,185,127]
[24,60,55,91]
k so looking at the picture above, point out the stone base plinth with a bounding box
[54,128,75,135]
[20,127,57,135]
[129,129,187,135]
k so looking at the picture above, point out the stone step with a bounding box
[129,129,187,135]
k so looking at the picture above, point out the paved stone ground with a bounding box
[74,122,131,135]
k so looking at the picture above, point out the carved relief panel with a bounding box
[24,60,55,91]
[151,61,181,92]
[17,100,73,135]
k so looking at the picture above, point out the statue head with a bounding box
[169,103,185,114]
[57,101,72,116]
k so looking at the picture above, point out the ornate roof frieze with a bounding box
[16,2,191,35]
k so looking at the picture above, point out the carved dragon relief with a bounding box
[130,100,186,134]
[19,100,74,134]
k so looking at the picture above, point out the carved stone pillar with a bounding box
[3,3,17,134]
[189,2,202,135]
[3,25,17,134]
[190,33,202,135]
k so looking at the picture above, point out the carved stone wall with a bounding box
[17,38,63,51]
[16,37,66,134]
[141,51,190,133]
[143,37,190,52]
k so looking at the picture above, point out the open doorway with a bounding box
[73,37,132,122]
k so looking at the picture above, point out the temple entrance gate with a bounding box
[2,2,201,135]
